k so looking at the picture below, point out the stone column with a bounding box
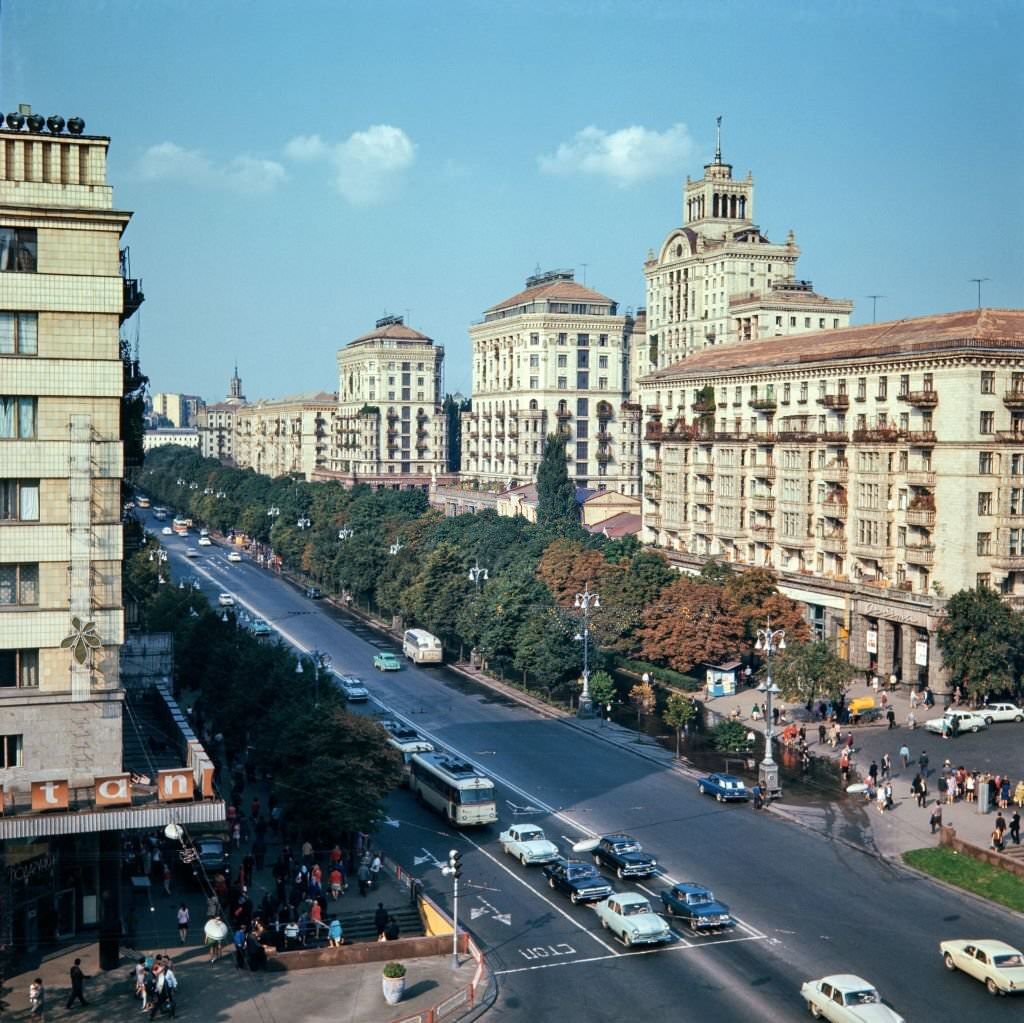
[878,619,897,680]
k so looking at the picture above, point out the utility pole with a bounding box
[970,278,990,309]
[867,295,885,324]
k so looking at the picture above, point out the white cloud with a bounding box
[538,123,695,186]
[283,124,416,205]
[136,142,285,194]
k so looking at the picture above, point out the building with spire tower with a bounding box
[640,118,852,381]
[197,364,248,462]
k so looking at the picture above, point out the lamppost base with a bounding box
[577,695,596,719]
[758,760,781,799]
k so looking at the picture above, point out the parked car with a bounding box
[923,710,988,735]
[373,651,402,671]
[198,536,213,546]
[337,675,369,702]
[249,619,272,637]
[227,550,243,563]
[217,593,235,607]
[305,586,323,599]
[799,975,905,1021]
[594,892,672,947]
[659,882,734,933]
[542,859,613,905]
[982,702,1024,725]
[697,773,749,802]
[161,526,173,536]
[589,834,657,878]
[499,824,560,865]
[941,939,1024,996]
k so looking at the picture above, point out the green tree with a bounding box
[662,693,697,757]
[512,609,579,690]
[766,639,854,704]
[536,432,579,535]
[629,680,656,723]
[588,670,617,709]
[938,587,1020,701]
[709,719,751,753]
[403,543,472,650]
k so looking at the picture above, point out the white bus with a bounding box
[172,516,191,536]
[379,719,434,786]
[403,628,443,664]
[409,752,497,827]
[134,495,151,509]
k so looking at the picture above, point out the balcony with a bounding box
[995,430,1024,444]
[695,491,714,507]
[691,399,716,413]
[820,534,847,555]
[716,431,751,442]
[817,394,850,410]
[751,495,775,513]
[647,513,663,529]
[897,389,939,408]
[644,458,662,473]
[751,526,775,543]
[777,430,817,442]
[821,431,849,443]
[596,431,612,443]
[993,553,1024,571]
[556,408,572,420]
[717,522,747,539]
[644,423,663,442]
[694,461,715,477]
[853,427,901,444]
[822,501,848,519]
[1003,391,1024,408]
[905,543,936,566]
[595,449,612,463]
[906,507,936,527]
[121,276,145,324]
[752,431,776,444]
[646,481,662,500]
[906,470,936,487]
[821,462,849,483]
[904,430,937,444]
[752,464,777,480]
[749,398,778,412]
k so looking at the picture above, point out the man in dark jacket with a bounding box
[374,902,388,939]
[66,958,88,1008]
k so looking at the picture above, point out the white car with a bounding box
[941,938,1024,996]
[982,702,1024,725]
[184,548,200,559]
[217,593,235,607]
[337,675,369,702]
[594,892,672,947]
[198,536,212,546]
[227,551,243,563]
[800,974,905,1021]
[161,526,173,536]
[499,824,560,866]
[923,710,988,735]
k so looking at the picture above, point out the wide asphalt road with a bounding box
[152,522,1024,1022]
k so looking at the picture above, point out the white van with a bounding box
[402,628,443,664]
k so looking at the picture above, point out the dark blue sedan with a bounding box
[543,858,613,905]
[697,773,749,802]
[660,882,735,933]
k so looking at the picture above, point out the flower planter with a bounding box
[382,974,406,1005]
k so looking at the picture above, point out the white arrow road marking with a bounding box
[493,912,511,925]
[470,907,488,920]
[381,816,401,828]
[507,800,544,815]
[413,848,443,867]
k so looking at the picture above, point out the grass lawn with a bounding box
[903,847,1024,914]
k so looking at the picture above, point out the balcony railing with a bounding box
[691,399,716,413]
[904,430,937,444]
[905,544,936,566]
[897,390,939,407]
[752,464,777,480]
[853,428,901,444]
[906,470,936,486]
[820,534,847,555]
[906,507,936,527]
[821,431,849,443]
[822,501,848,518]
[751,526,775,543]
[817,394,850,409]
[1003,391,1024,408]
[777,430,817,442]
[694,461,715,477]
[749,398,777,411]
[595,450,612,463]
[645,423,663,441]
[644,458,661,473]
[647,513,662,529]
[995,430,1024,444]
[821,462,849,482]
[695,492,714,506]
[751,495,775,513]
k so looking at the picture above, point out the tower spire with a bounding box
[714,115,722,164]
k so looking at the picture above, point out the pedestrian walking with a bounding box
[66,957,88,1008]
[886,707,896,729]
[1010,811,1021,846]
[929,800,943,834]
[369,853,382,890]
[910,688,919,710]
[898,743,910,769]
[357,860,371,897]
[28,977,44,1019]
[176,903,190,944]
[374,901,389,939]
[160,959,178,1018]
[135,957,149,1008]
[881,753,891,781]
[328,916,343,947]
[868,760,879,785]
[233,925,247,968]
[918,751,929,777]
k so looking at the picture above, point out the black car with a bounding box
[189,837,230,881]
[304,586,323,599]
[592,834,658,879]
[543,858,613,905]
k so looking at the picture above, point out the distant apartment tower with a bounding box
[325,315,447,486]
[644,124,852,369]
[461,270,642,494]
[0,110,138,787]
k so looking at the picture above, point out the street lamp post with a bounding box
[573,584,600,719]
[467,558,488,589]
[754,619,785,799]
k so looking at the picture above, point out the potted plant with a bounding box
[382,961,406,1005]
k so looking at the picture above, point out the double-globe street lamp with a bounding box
[574,583,600,719]
[754,619,785,799]
[296,650,332,708]
[467,558,488,589]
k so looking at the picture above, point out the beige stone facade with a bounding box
[639,308,1024,691]
[197,366,246,462]
[462,270,642,495]
[326,316,447,483]
[0,117,134,789]
[233,391,335,480]
[644,132,851,369]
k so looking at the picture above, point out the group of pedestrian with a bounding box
[135,954,178,1018]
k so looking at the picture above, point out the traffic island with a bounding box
[903,845,1024,914]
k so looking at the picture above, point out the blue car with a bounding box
[660,882,735,933]
[543,858,613,905]
[697,773,749,802]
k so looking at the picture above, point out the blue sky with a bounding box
[2,0,1021,401]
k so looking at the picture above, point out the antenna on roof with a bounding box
[969,277,990,309]
[867,295,885,323]
[581,263,588,286]
[715,115,722,163]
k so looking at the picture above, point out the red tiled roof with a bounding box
[486,279,616,314]
[649,309,1024,380]
[348,322,433,347]
[586,512,642,538]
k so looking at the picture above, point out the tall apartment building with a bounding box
[639,308,1024,691]
[461,270,642,494]
[325,315,447,486]
[644,126,852,369]
[197,365,247,462]
[233,391,335,480]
